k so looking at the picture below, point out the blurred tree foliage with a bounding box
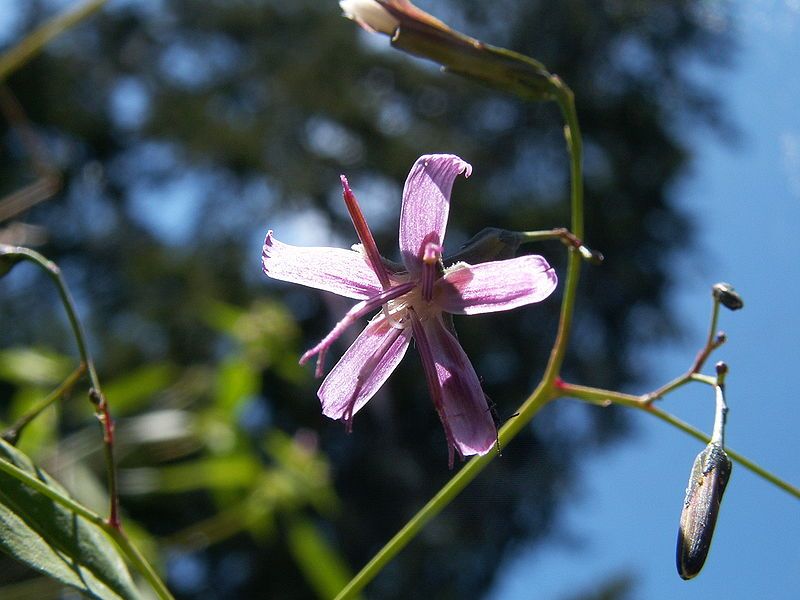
[0,1,730,598]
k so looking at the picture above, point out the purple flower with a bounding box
[262,155,557,465]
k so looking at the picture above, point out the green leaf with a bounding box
[102,363,176,415]
[216,357,258,416]
[0,348,71,386]
[285,516,356,600]
[0,439,141,599]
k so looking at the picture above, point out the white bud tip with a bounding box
[339,0,399,35]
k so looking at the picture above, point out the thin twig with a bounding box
[1,364,86,445]
[0,86,62,223]
[644,291,725,402]
[0,0,108,82]
[1,246,120,528]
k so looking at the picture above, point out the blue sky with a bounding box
[489,3,800,599]
[2,2,797,598]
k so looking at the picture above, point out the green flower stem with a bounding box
[1,364,86,445]
[691,373,717,386]
[556,381,800,499]
[517,228,601,264]
[0,0,107,82]
[1,250,173,596]
[108,528,175,600]
[0,455,175,600]
[3,246,120,527]
[540,77,584,387]
[334,383,559,600]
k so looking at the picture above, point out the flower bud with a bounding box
[445,227,523,264]
[0,244,22,278]
[676,442,732,579]
[712,282,744,311]
[339,0,399,35]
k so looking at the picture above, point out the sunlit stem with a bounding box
[340,175,391,289]
[0,0,108,82]
[645,289,726,402]
[518,228,602,264]
[1,246,120,529]
[711,362,728,447]
[540,76,584,387]
[334,382,558,600]
[554,380,800,499]
[1,364,86,445]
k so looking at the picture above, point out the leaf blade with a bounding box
[0,439,141,599]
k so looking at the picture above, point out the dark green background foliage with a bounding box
[0,1,728,598]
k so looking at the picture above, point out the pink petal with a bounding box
[300,281,416,376]
[262,231,383,299]
[398,154,471,273]
[318,317,411,422]
[417,315,497,459]
[436,255,557,315]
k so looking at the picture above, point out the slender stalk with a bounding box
[693,300,722,371]
[0,0,108,81]
[518,228,602,263]
[540,77,584,386]
[0,86,62,223]
[2,246,121,528]
[334,384,557,600]
[1,364,86,445]
[108,528,175,600]
[646,293,725,401]
[555,381,800,499]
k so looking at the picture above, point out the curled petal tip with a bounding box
[262,230,275,272]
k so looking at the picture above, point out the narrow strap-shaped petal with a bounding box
[436,255,557,315]
[398,154,471,274]
[300,281,416,376]
[411,313,497,462]
[263,231,383,299]
[318,317,411,425]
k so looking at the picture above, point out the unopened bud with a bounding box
[0,245,22,278]
[578,245,604,265]
[676,442,732,579]
[446,228,523,264]
[712,282,744,311]
[339,0,399,35]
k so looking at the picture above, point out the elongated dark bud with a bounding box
[676,441,732,579]
[676,369,732,579]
